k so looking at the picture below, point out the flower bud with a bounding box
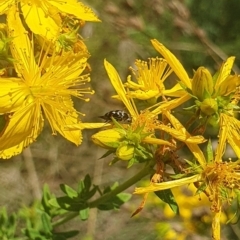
[116,144,135,161]
[91,129,125,149]
[192,67,213,101]
[200,98,218,116]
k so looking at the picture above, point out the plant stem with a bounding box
[52,162,154,227]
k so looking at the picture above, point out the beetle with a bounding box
[99,110,132,123]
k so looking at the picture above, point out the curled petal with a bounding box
[134,174,201,194]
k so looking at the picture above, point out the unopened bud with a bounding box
[91,129,125,149]
[116,144,135,161]
[192,67,213,101]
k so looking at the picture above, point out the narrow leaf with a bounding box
[154,189,179,214]
[79,208,89,221]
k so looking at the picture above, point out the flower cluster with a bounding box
[86,40,240,239]
[1,1,240,239]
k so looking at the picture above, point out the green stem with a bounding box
[52,162,154,228]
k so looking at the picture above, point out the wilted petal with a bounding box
[134,174,201,194]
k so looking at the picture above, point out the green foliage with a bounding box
[0,174,132,239]
[49,174,98,219]
[154,189,179,215]
[97,182,132,211]
[50,174,131,215]
[0,208,18,240]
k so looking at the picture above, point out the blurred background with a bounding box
[1,0,240,239]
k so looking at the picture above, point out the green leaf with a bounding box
[7,214,17,237]
[83,174,92,192]
[115,193,132,205]
[85,186,98,200]
[79,207,89,221]
[24,228,47,240]
[184,159,196,167]
[77,180,84,194]
[99,150,114,160]
[195,183,207,195]
[60,184,78,198]
[109,157,120,166]
[48,198,61,209]
[53,230,79,239]
[127,157,135,168]
[49,197,82,211]
[41,213,52,234]
[42,184,56,215]
[97,193,131,210]
[154,189,179,214]
[0,207,7,226]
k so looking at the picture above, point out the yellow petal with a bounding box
[50,0,100,22]
[43,51,89,81]
[21,3,59,40]
[127,89,159,100]
[218,74,239,96]
[104,59,137,119]
[221,114,240,158]
[143,136,175,147]
[150,93,191,116]
[212,210,221,240]
[0,79,30,113]
[163,83,186,97]
[134,174,201,194]
[164,111,207,167]
[42,99,82,145]
[155,124,206,144]
[0,100,43,159]
[151,39,191,89]
[65,122,111,130]
[7,5,39,79]
[214,57,235,90]
[0,0,14,14]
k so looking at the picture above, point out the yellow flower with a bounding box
[0,0,100,40]
[134,131,240,240]
[124,57,185,101]
[151,39,240,122]
[67,57,206,164]
[0,7,93,159]
[88,60,205,164]
[104,59,205,144]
